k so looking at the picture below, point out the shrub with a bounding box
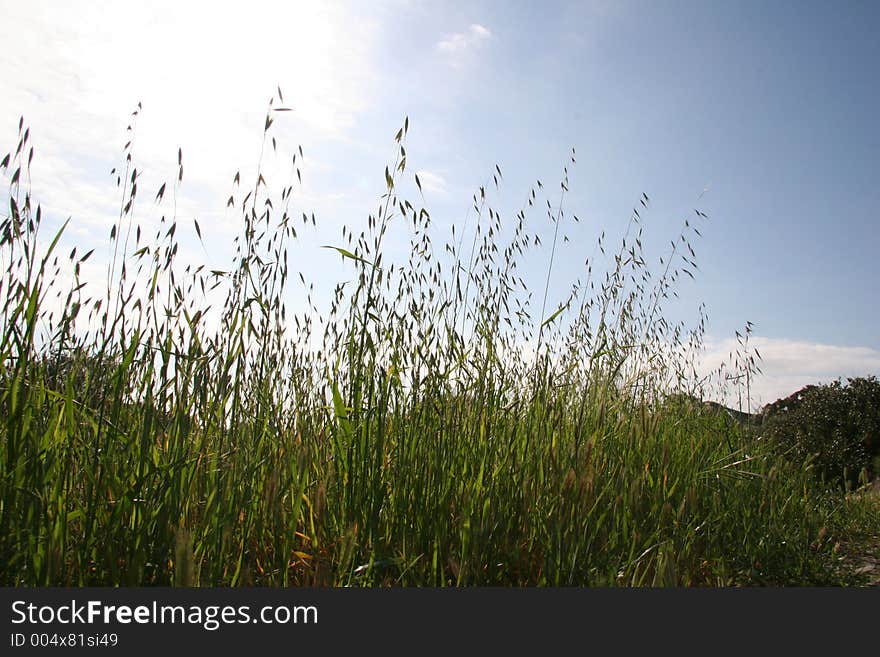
[761,377,880,489]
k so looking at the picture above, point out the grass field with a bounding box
[0,105,870,586]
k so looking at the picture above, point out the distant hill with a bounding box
[664,393,760,426]
[701,400,760,425]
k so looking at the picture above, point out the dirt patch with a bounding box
[838,482,880,586]
[842,549,880,587]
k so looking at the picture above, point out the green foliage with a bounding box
[761,377,880,489]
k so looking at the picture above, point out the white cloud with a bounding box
[697,336,880,411]
[415,169,447,195]
[436,23,493,56]
[469,24,492,40]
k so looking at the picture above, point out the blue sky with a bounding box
[1,0,878,407]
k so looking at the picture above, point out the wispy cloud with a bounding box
[436,23,493,56]
[415,169,448,195]
[698,336,880,410]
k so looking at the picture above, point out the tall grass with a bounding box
[0,101,850,586]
